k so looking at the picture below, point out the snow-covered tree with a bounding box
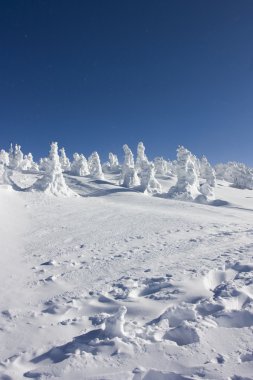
[20,153,39,172]
[215,161,253,189]
[214,163,227,180]
[9,144,23,169]
[121,144,140,188]
[171,160,178,175]
[200,156,216,187]
[233,164,253,190]
[168,146,202,201]
[135,141,148,172]
[108,152,120,171]
[0,163,5,184]
[123,144,134,168]
[28,153,39,172]
[154,157,174,176]
[88,152,104,179]
[121,167,140,188]
[20,155,31,171]
[109,152,119,168]
[9,144,14,164]
[71,153,89,176]
[139,161,162,195]
[194,156,201,177]
[154,157,167,176]
[215,162,236,182]
[59,147,71,172]
[0,149,9,166]
[102,152,120,173]
[19,154,31,170]
[31,142,78,196]
[39,157,50,172]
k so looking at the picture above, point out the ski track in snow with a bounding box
[0,174,253,379]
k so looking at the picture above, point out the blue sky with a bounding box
[0,0,253,165]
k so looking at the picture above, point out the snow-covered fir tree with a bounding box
[39,157,50,172]
[9,144,23,169]
[139,161,162,195]
[200,155,216,187]
[88,151,104,179]
[59,147,71,172]
[0,163,5,184]
[109,152,119,168]
[108,152,120,171]
[135,141,148,172]
[103,152,120,173]
[20,155,31,171]
[20,153,39,172]
[232,164,253,190]
[121,166,140,188]
[121,144,140,188]
[0,149,9,166]
[154,157,173,176]
[123,144,134,168]
[9,144,14,164]
[32,142,78,196]
[28,153,39,172]
[168,146,202,201]
[71,153,90,176]
[215,161,253,189]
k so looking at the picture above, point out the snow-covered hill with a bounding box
[1,171,253,380]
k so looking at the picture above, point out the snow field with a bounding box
[0,171,253,379]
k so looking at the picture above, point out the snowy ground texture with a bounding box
[1,172,253,380]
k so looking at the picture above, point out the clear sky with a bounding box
[0,0,253,165]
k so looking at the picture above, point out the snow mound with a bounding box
[104,305,127,338]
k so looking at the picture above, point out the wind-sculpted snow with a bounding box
[0,171,253,379]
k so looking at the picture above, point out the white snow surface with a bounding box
[1,172,253,380]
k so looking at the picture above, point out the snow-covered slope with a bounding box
[1,172,253,380]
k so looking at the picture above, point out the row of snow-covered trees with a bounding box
[215,161,253,190]
[0,141,253,200]
[0,144,39,171]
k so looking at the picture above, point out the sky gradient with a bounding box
[0,0,253,164]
